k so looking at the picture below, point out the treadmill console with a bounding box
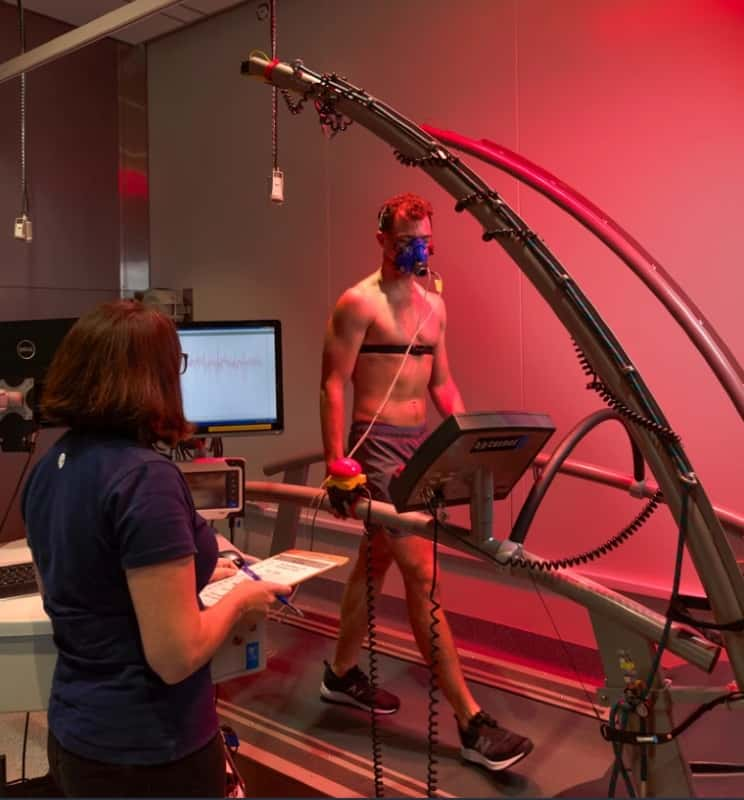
[389,411,555,512]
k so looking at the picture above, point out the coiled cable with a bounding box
[506,490,662,572]
[393,148,449,169]
[605,479,693,796]
[363,488,385,798]
[573,340,680,443]
[424,492,443,797]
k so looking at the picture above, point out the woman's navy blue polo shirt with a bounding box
[22,431,219,765]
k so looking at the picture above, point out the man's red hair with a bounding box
[377,193,433,232]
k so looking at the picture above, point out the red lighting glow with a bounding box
[118,167,148,199]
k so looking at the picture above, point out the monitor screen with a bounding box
[176,320,284,436]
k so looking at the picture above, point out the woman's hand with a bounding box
[234,579,293,626]
[208,557,239,584]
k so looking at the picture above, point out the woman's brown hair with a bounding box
[41,300,194,446]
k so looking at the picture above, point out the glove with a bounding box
[323,457,367,518]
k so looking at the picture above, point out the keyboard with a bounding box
[0,561,38,599]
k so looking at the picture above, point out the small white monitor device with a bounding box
[177,458,245,520]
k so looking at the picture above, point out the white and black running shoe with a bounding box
[320,661,400,714]
[458,711,534,771]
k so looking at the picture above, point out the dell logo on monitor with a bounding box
[16,339,37,360]
[471,435,526,453]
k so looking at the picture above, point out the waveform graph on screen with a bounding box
[177,321,284,435]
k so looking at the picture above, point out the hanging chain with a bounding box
[269,0,278,170]
[18,0,29,216]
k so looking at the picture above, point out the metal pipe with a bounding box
[263,451,324,476]
[423,128,744,424]
[531,453,744,539]
[258,449,744,539]
[511,409,647,544]
[0,0,182,85]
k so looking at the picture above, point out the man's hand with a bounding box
[324,457,367,518]
[326,484,359,519]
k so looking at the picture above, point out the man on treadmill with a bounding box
[318,192,533,771]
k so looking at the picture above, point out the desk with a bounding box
[0,541,55,713]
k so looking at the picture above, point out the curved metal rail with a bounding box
[242,54,744,688]
[511,409,655,545]
[423,126,744,423]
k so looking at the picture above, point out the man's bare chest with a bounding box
[367,298,439,347]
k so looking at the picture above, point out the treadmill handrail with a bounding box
[260,450,744,539]
[263,451,324,476]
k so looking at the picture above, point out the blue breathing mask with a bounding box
[395,237,430,276]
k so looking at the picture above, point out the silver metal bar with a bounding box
[532,453,744,539]
[257,448,744,540]
[469,467,494,543]
[263,451,324,476]
[0,0,182,85]
[269,464,310,555]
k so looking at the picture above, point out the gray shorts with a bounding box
[348,421,428,538]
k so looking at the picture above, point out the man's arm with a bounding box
[428,299,465,417]
[320,289,372,467]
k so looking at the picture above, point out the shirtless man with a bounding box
[318,193,533,771]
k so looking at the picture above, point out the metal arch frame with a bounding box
[241,54,744,691]
[422,127,744,422]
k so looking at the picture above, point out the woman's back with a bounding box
[22,430,219,765]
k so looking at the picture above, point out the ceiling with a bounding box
[2,1,250,45]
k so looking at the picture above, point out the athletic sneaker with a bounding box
[319,660,400,714]
[458,711,534,771]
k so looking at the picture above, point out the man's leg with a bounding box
[333,527,393,675]
[386,533,480,725]
[387,533,534,771]
[320,527,400,713]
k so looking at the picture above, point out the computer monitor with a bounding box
[0,318,77,451]
[176,320,284,436]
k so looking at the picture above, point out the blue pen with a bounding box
[241,564,304,618]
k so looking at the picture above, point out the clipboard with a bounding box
[200,549,347,607]
[246,549,348,585]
